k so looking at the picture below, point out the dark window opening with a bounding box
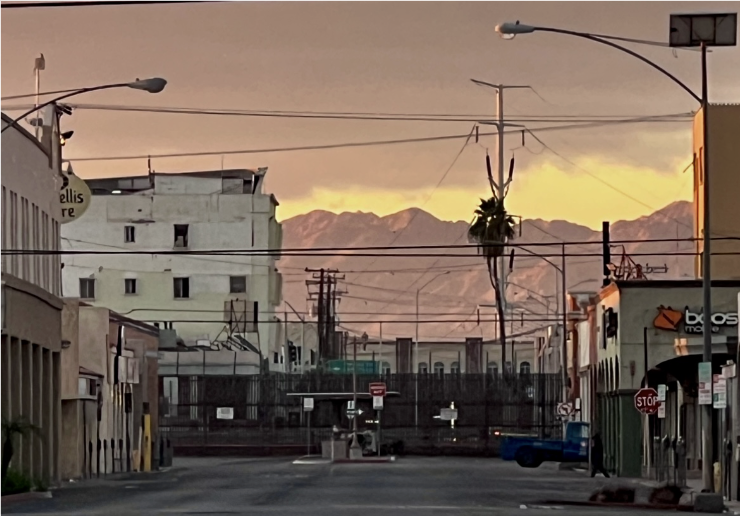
[124,226,135,243]
[174,277,190,298]
[79,278,95,299]
[230,276,247,294]
[124,278,137,295]
[174,224,189,247]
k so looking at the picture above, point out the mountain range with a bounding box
[277,201,695,341]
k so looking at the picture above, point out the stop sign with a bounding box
[634,388,660,415]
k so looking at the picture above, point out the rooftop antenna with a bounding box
[32,54,45,140]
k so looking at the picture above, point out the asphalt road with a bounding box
[3,457,707,516]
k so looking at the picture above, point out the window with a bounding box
[174,224,189,247]
[381,362,391,376]
[79,278,95,299]
[230,276,247,294]
[487,362,499,376]
[273,352,279,364]
[451,361,460,375]
[173,277,190,298]
[124,226,136,243]
[433,362,445,376]
[520,362,531,375]
[124,278,137,295]
[78,377,96,397]
[417,362,428,374]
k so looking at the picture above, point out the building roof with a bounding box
[599,279,740,300]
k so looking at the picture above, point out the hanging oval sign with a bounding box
[59,168,91,224]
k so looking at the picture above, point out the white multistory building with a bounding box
[61,168,284,371]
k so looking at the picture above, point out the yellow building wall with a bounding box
[693,104,740,279]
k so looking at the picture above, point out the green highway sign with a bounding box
[327,360,379,375]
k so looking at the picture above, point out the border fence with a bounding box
[159,373,564,456]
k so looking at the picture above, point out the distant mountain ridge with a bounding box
[278,201,694,341]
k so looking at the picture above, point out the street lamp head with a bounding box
[127,77,167,94]
[495,21,536,39]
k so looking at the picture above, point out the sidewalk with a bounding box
[630,474,740,513]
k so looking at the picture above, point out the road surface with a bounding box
[4,456,707,516]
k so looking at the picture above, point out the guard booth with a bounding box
[287,390,400,459]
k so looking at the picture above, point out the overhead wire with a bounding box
[58,115,694,163]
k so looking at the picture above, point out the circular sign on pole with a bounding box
[634,388,660,415]
[60,164,91,224]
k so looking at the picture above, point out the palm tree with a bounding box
[2,417,40,486]
[468,195,516,372]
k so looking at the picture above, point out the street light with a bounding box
[510,245,567,399]
[496,13,737,492]
[2,78,167,134]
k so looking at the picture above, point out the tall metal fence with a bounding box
[159,373,564,456]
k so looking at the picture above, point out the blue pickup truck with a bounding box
[500,422,590,468]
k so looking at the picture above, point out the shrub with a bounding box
[33,477,49,493]
[2,467,33,496]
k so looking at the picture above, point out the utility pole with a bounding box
[470,80,532,317]
[305,268,345,366]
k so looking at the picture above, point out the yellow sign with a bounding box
[59,167,91,223]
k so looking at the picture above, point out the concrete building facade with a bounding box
[60,300,160,480]
[693,104,740,279]
[61,169,284,371]
[1,111,64,484]
[593,280,740,478]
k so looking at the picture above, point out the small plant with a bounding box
[2,467,33,496]
[2,416,41,485]
[33,477,48,493]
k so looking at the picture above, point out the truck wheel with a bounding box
[515,448,542,468]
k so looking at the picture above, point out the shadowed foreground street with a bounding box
[3,457,708,516]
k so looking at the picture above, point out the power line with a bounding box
[1,102,692,125]
[524,129,694,232]
[1,1,210,8]
[349,126,475,281]
[61,116,696,163]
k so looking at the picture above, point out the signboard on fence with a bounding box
[217,407,234,420]
[327,360,379,375]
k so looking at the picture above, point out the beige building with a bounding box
[60,300,160,480]
[593,280,740,478]
[1,111,64,484]
[693,104,740,279]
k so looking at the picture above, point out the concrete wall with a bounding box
[1,114,62,295]
[61,173,283,370]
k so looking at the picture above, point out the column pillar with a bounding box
[21,340,32,475]
[2,335,11,423]
[617,390,642,477]
[42,348,53,481]
[33,344,42,479]
[52,351,61,483]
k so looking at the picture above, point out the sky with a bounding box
[2,1,738,229]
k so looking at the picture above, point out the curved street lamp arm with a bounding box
[534,26,701,104]
[513,243,562,273]
[2,83,128,134]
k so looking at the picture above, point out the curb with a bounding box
[1,490,53,506]
[332,456,396,464]
[543,499,694,512]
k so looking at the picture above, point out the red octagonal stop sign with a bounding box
[634,388,660,415]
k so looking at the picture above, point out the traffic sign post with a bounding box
[556,402,574,418]
[634,388,660,415]
[369,382,387,397]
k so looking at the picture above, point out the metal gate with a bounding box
[159,373,564,456]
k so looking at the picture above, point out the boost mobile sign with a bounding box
[684,308,739,334]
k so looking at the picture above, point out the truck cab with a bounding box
[500,421,590,468]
